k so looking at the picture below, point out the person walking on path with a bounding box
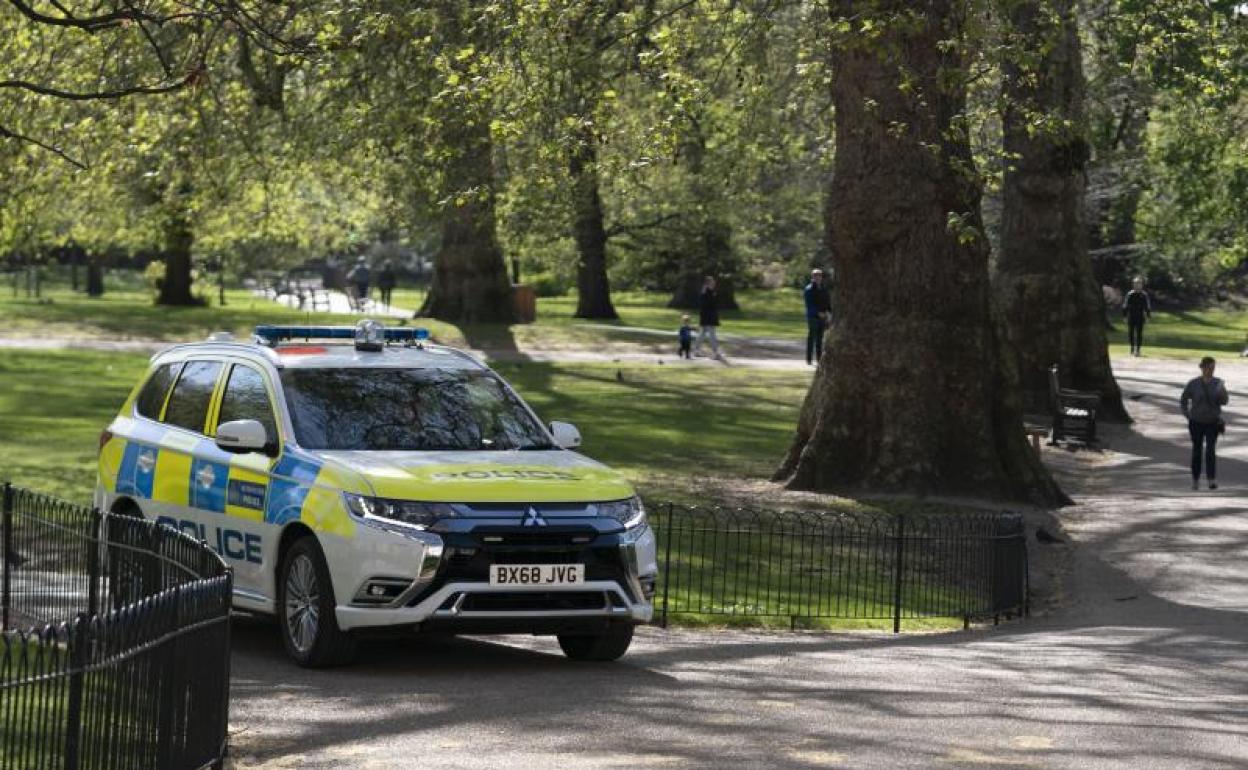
[377,261,397,309]
[695,275,722,359]
[347,256,371,311]
[1181,356,1229,490]
[678,314,694,359]
[803,268,831,366]
[1123,276,1152,356]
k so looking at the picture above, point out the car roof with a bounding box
[151,340,486,371]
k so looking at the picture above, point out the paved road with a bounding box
[220,357,1246,768]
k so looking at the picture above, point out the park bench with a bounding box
[286,273,331,312]
[1048,364,1099,446]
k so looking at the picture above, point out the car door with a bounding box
[151,359,226,536]
[209,359,283,602]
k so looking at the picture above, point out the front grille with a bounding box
[410,527,637,606]
[461,591,608,612]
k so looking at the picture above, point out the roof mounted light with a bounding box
[355,319,385,351]
[207,331,235,342]
[252,324,430,348]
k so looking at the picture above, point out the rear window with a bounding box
[163,361,223,434]
[135,363,181,419]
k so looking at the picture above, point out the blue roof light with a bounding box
[253,324,430,346]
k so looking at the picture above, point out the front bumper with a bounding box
[332,520,657,632]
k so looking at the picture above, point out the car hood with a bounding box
[312,449,635,503]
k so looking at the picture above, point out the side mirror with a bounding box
[216,419,271,455]
[549,421,582,449]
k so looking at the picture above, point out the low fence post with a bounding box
[892,513,906,634]
[660,503,673,629]
[87,509,102,618]
[2,481,12,629]
[64,613,91,770]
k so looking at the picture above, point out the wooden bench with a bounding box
[1048,364,1100,446]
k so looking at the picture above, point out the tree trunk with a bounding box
[571,138,618,320]
[420,121,513,324]
[418,3,513,325]
[85,260,104,297]
[775,0,1066,505]
[995,0,1129,421]
[158,207,197,306]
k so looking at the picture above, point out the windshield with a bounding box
[279,368,555,451]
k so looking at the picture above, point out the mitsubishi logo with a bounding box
[521,506,548,527]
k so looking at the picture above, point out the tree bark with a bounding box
[775,0,1066,505]
[157,205,197,306]
[421,120,514,324]
[418,2,513,325]
[571,135,618,320]
[995,0,1128,421]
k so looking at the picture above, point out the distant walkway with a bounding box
[257,288,413,320]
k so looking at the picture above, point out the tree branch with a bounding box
[0,71,196,100]
[5,0,174,32]
[605,212,683,238]
[0,123,85,168]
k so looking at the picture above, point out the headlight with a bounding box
[343,494,457,530]
[596,496,647,530]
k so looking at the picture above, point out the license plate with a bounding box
[489,564,584,586]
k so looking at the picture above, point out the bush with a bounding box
[528,272,570,297]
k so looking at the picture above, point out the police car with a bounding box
[95,320,657,666]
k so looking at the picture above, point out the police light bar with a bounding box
[253,323,429,348]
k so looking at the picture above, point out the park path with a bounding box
[225,355,1248,769]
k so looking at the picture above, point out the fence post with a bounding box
[892,513,905,634]
[156,585,180,767]
[64,613,91,770]
[660,503,673,629]
[87,509,102,618]
[2,482,12,630]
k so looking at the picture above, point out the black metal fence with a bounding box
[649,505,1028,631]
[1,483,232,770]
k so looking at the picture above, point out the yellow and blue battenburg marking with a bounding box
[265,451,324,526]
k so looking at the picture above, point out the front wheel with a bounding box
[557,624,635,662]
[278,536,357,667]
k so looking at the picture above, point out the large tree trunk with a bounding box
[775,0,1066,505]
[419,2,513,324]
[158,206,197,306]
[571,137,618,320]
[995,0,1129,422]
[421,121,513,324]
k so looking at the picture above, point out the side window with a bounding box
[135,363,181,420]
[163,361,223,434]
[216,365,279,443]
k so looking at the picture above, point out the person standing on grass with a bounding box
[377,261,397,309]
[1123,276,1152,356]
[1181,356,1229,491]
[695,275,722,359]
[803,268,831,366]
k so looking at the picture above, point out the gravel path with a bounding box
[225,355,1248,768]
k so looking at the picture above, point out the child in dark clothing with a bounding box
[678,314,694,359]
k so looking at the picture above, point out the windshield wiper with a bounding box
[515,442,556,451]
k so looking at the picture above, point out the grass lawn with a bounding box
[536,288,807,341]
[1105,309,1248,360]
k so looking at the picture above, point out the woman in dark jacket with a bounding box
[1181,356,1229,490]
[696,276,721,358]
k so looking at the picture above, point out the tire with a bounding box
[277,535,357,667]
[557,624,635,662]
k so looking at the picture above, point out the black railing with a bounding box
[1,484,232,770]
[649,505,1028,631]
